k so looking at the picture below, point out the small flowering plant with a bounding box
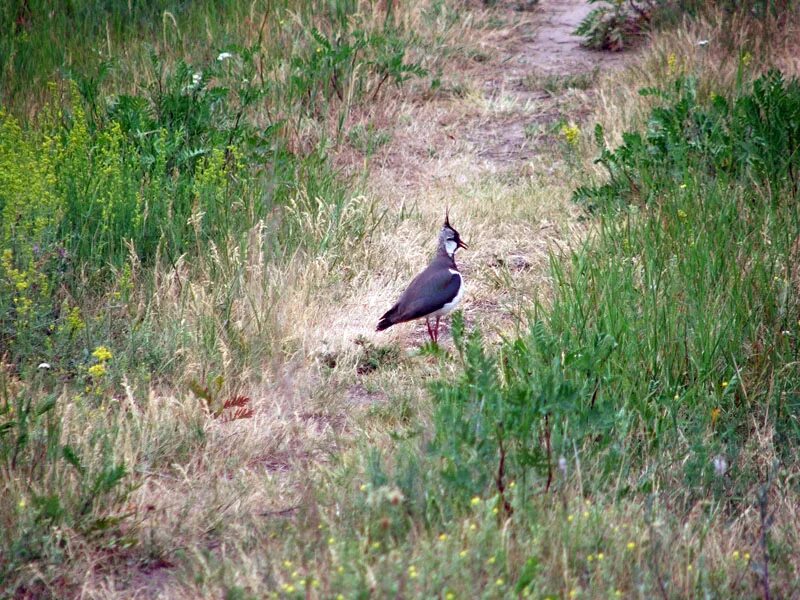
[86,344,113,391]
[560,122,581,147]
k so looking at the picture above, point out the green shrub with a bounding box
[425,69,800,514]
[0,1,430,377]
[577,69,800,209]
[429,313,616,514]
[575,0,666,51]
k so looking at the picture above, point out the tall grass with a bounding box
[405,65,800,595]
[3,1,800,598]
[0,1,466,593]
[0,0,442,378]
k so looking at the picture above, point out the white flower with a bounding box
[37,362,51,369]
[217,52,233,61]
[712,455,728,476]
[697,39,710,47]
[184,71,203,92]
[558,456,568,476]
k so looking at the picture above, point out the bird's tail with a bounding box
[376,305,399,331]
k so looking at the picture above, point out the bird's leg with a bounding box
[425,317,434,342]
[434,316,441,343]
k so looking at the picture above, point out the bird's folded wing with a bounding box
[395,268,461,322]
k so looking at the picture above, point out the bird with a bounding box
[376,211,468,343]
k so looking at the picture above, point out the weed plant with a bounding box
[0,1,450,592]
[358,67,800,596]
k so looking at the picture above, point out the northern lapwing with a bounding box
[376,212,468,343]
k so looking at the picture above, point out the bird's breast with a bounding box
[432,270,464,316]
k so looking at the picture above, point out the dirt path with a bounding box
[332,0,640,350]
[361,0,633,192]
[513,0,626,76]
[467,0,630,169]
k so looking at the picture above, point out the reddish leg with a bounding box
[434,316,441,343]
[425,317,434,341]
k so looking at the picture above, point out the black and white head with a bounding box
[438,210,468,258]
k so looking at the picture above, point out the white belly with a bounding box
[432,271,463,317]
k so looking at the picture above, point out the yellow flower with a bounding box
[92,345,112,362]
[744,552,751,561]
[597,553,604,560]
[667,53,677,74]
[18,499,26,509]
[446,593,455,600]
[469,523,477,531]
[560,122,580,146]
[283,560,292,568]
[328,537,335,545]
[721,381,729,388]
[492,507,499,515]
[487,556,496,565]
[615,591,622,598]
[471,496,481,505]
[732,550,740,559]
[583,511,590,519]
[459,550,468,558]
[371,542,381,549]
[337,566,344,574]
[742,52,752,67]
[627,542,636,550]
[282,584,295,593]
[88,363,106,378]
[359,484,367,492]
[509,481,516,488]
[65,306,85,332]
[687,564,693,571]
[567,514,574,522]
[677,209,688,220]
[439,533,448,541]
[569,589,578,598]
[587,554,594,562]
[408,565,418,579]
[337,595,345,600]
[495,578,504,586]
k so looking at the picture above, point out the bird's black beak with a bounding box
[457,238,468,250]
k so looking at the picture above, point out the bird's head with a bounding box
[440,209,468,257]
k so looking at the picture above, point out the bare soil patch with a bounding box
[354,0,636,194]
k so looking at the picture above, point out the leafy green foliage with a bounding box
[0,384,132,583]
[0,1,429,376]
[575,0,664,51]
[425,70,800,525]
[576,69,800,208]
[430,313,616,510]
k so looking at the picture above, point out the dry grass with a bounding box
[6,2,800,598]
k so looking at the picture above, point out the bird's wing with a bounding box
[393,266,461,323]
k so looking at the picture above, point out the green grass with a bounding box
[2,1,800,598]
[349,67,800,596]
[0,0,455,593]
